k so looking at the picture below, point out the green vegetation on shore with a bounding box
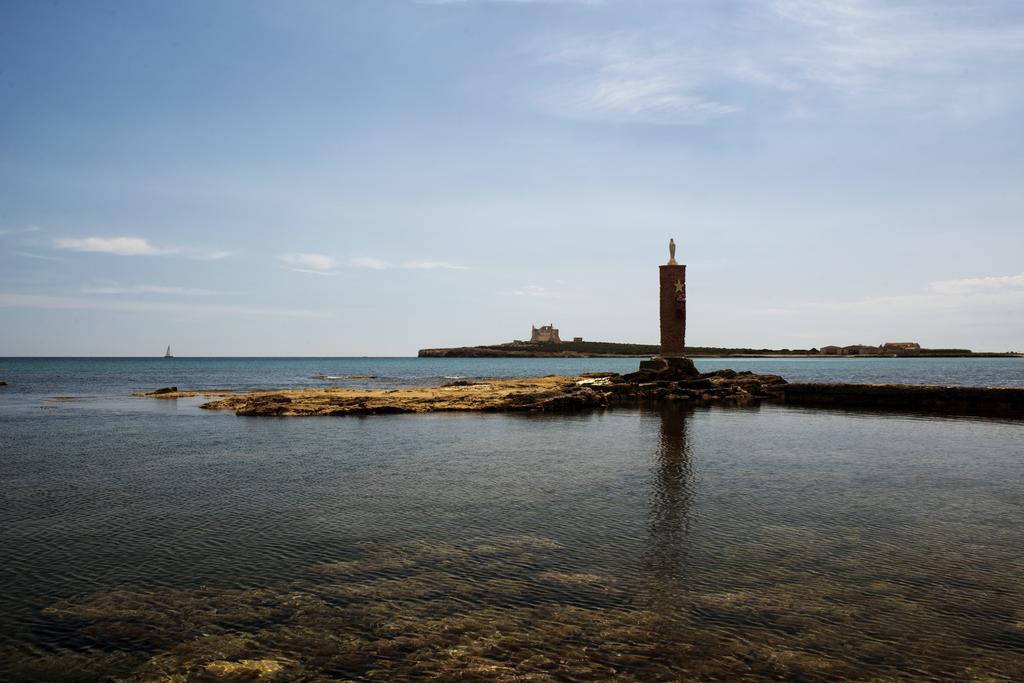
[503,341,660,355]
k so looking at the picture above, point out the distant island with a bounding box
[419,340,801,358]
[419,339,1021,359]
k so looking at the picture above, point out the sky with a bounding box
[1,0,1023,355]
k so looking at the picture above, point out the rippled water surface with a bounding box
[2,381,1023,681]
[1,355,1023,399]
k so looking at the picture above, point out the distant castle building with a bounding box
[530,324,561,344]
[881,342,921,356]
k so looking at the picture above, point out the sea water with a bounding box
[0,355,1022,399]
[1,357,1023,680]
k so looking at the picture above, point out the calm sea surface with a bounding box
[1,357,1023,680]
[1,355,1023,398]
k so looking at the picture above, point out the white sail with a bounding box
[164,345,173,358]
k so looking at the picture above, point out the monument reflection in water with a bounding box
[646,404,695,585]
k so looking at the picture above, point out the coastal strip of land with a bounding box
[418,340,1021,358]
[417,341,815,358]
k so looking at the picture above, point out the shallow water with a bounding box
[2,392,1023,680]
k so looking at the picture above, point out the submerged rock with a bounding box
[204,659,285,679]
[33,530,1024,682]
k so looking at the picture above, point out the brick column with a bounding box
[659,264,686,356]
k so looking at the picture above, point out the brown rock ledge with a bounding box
[781,383,1024,417]
[137,371,788,417]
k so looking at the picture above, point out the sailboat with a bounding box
[163,345,174,359]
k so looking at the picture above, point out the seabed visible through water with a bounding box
[2,395,1023,681]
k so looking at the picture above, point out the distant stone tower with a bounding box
[530,324,561,344]
[660,242,686,355]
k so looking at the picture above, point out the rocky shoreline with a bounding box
[138,358,789,416]
[138,356,1024,418]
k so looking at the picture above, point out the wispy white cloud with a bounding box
[349,256,390,270]
[538,75,741,125]
[0,293,331,318]
[280,252,338,273]
[0,225,41,236]
[54,236,177,256]
[769,0,1024,93]
[928,272,1024,296]
[536,36,742,124]
[404,260,470,270]
[349,257,470,270]
[49,235,230,260]
[745,271,1024,350]
[802,272,1024,314]
[189,249,232,261]
[513,284,559,298]
[290,268,338,276]
[531,1,1024,123]
[81,284,217,296]
[12,250,68,262]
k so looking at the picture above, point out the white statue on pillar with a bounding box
[668,238,678,265]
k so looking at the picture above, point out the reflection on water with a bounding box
[1,404,1023,680]
[646,404,694,585]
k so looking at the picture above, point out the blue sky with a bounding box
[1,0,1022,355]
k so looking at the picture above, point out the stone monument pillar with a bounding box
[636,239,698,380]
[659,241,686,356]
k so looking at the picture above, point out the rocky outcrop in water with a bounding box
[138,371,1024,418]
[181,369,788,417]
[626,356,700,381]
